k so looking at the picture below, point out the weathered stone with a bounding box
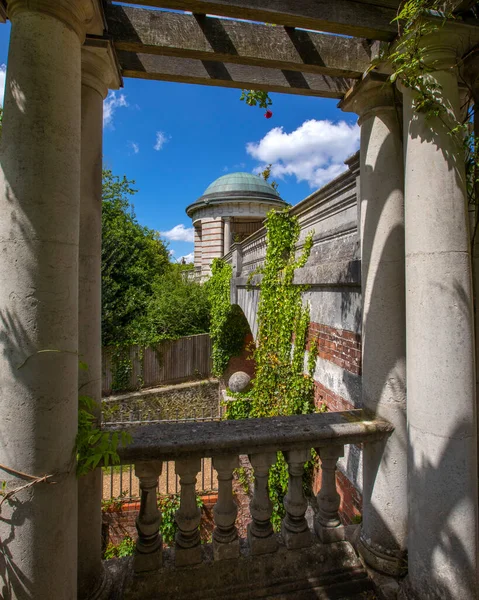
[107,4,374,77]
[115,410,393,464]
[113,537,374,600]
[122,0,398,41]
[228,371,252,393]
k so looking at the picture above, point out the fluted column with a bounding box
[0,1,93,598]
[403,30,478,599]
[78,45,120,600]
[340,72,407,576]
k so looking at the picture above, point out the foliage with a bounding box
[381,1,479,238]
[260,163,279,192]
[137,267,211,344]
[224,390,252,420]
[234,466,253,494]
[158,494,204,546]
[240,90,272,109]
[76,392,131,476]
[101,169,170,346]
[206,259,250,376]
[101,490,129,513]
[103,536,136,560]
[226,209,321,528]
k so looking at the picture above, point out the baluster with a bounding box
[175,458,202,566]
[212,455,239,560]
[315,445,345,543]
[282,449,312,549]
[247,452,277,555]
[134,460,163,573]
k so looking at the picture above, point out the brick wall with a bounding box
[307,322,361,376]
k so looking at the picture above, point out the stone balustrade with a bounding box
[108,410,392,598]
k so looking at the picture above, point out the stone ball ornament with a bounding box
[228,371,252,393]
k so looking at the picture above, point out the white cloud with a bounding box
[129,141,140,154]
[103,91,128,128]
[0,64,6,107]
[154,131,169,151]
[178,252,194,264]
[160,224,195,243]
[246,119,359,188]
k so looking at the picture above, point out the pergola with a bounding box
[0,1,478,599]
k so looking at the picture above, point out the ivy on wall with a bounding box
[206,258,250,377]
[225,209,322,529]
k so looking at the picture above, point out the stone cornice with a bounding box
[7,0,98,41]
[82,42,122,98]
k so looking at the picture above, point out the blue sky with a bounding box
[0,19,360,262]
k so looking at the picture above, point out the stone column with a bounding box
[403,32,478,599]
[340,72,407,576]
[78,45,120,600]
[0,1,93,598]
[223,217,232,256]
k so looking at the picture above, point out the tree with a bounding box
[101,169,170,345]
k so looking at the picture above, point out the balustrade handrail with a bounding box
[111,409,392,464]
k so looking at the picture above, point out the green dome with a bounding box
[185,171,287,217]
[202,172,281,199]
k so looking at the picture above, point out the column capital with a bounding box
[7,0,99,41]
[339,72,399,124]
[82,43,122,99]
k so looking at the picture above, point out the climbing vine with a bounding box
[380,1,479,221]
[225,209,322,528]
[206,258,249,377]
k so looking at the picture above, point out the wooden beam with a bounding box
[106,4,376,78]
[117,50,353,98]
[113,0,398,41]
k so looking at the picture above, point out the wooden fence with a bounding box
[102,334,212,396]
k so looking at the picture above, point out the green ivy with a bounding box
[76,394,131,476]
[158,493,204,546]
[103,535,136,560]
[240,90,272,109]
[226,209,321,529]
[206,258,249,377]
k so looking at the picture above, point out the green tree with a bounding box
[138,266,210,344]
[101,169,170,345]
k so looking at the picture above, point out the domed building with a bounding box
[186,172,287,276]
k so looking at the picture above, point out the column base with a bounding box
[358,535,407,577]
[281,523,312,549]
[315,521,346,544]
[213,537,240,560]
[175,544,202,567]
[247,523,278,555]
[133,548,162,574]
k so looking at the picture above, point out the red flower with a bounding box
[264,110,273,119]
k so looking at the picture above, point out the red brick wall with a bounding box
[313,380,355,412]
[307,322,361,376]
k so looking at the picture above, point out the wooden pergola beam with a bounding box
[106,5,376,78]
[117,50,353,98]
[112,0,399,41]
